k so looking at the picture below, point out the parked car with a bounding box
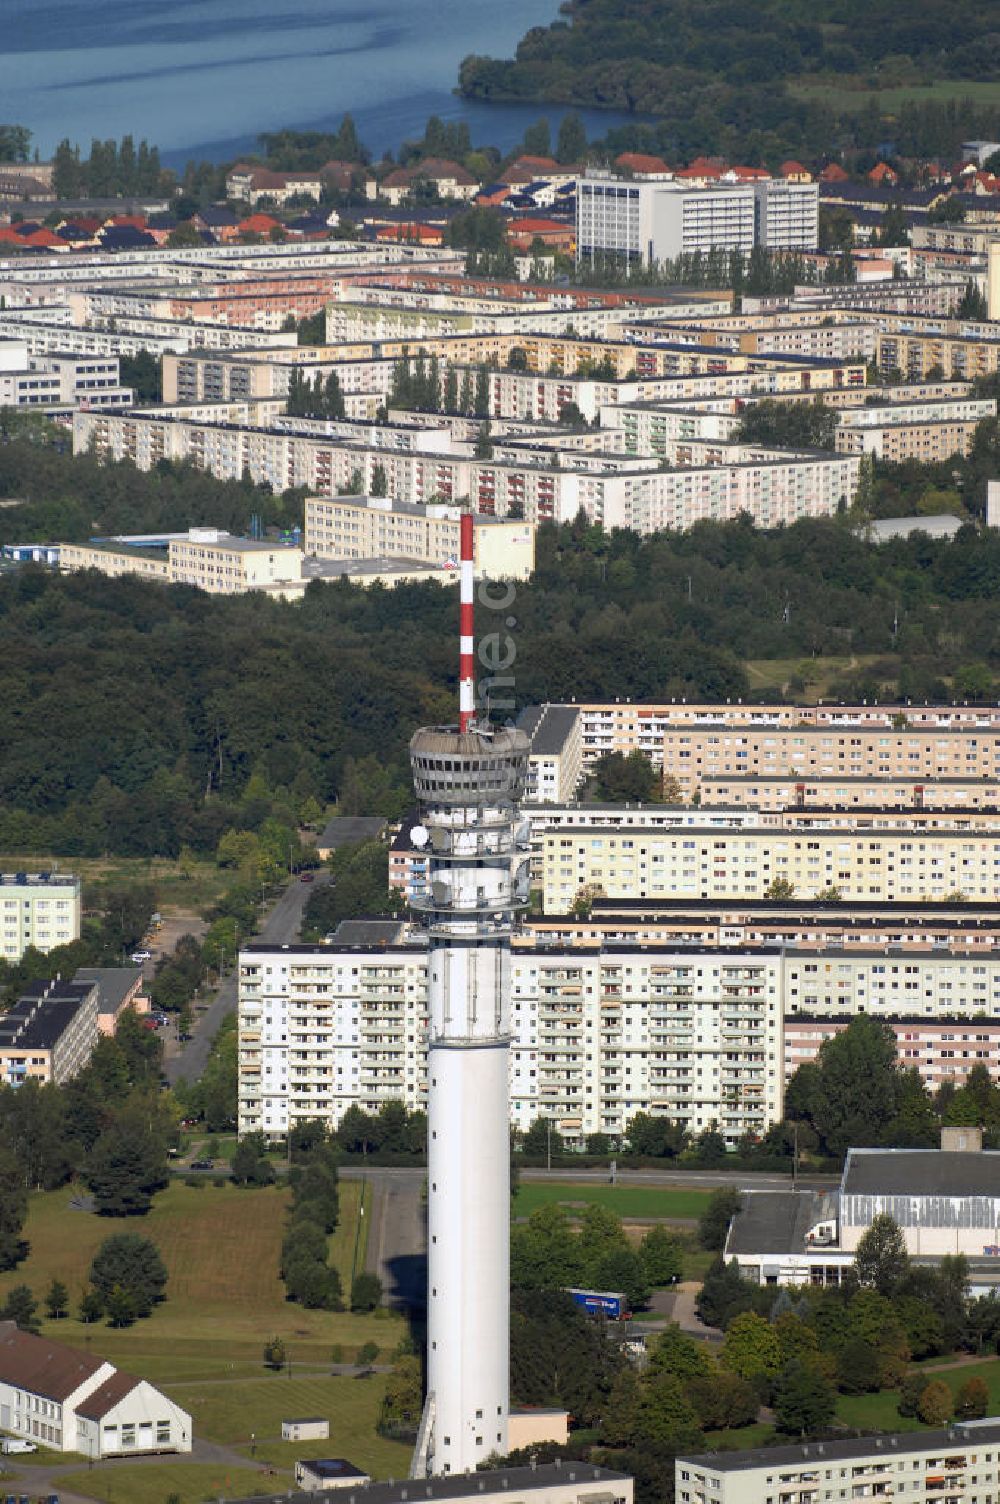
[299,871,314,882]
[130,950,151,963]
[191,1159,214,1170]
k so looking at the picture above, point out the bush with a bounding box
[357,1341,380,1365]
[263,1336,286,1370]
[956,1375,989,1421]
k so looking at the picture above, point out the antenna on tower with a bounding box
[459,512,475,734]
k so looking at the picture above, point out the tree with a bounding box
[0,1143,28,1270]
[523,1116,563,1160]
[350,1271,383,1312]
[522,119,551,158]
[105,1283,139,1328]
[1,1284,39,1334]
[556,113,587,164]
[788,1015,902,1158]
[89,1232,168,1317]
[592,751,659,802]
[44,1278,69,1320]
[956,1375,989,1420]
[263,1335,286,1370]
[854,1214,909,1296]
[696,1257,755,1330]
[774,1359,836,1436]
[371,464,387,497]
[83,1110,171,1216]
[836,1335,882,1394]
[918,1378,954,1426]
[764,877,796,899]
[232,1132,276,1186]
[78,1287,104,1324]
[641,1225,683,1286]
[698,1186,741,1251]
[720,1310,782,1380]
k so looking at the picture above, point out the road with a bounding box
[336,1162,834,1315]
[164,872,329,1086]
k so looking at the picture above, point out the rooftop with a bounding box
[221,1462,631,1504]
[725,1190,829,1257]
[0,1321,105,1401]
[843,1147,1000,1199]
[519,703,580,757]
[317,816,387,851]
[680,1422,1000,1473]
[73,966,144,1016]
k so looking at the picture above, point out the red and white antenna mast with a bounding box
[458,512,475,733]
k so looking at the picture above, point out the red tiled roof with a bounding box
[780,160,808,176]
[615,152,671,175]
[512,155,559,171]
[239,213,281,232]
[729,166,770,180]
[820,162,849,182]
[0,1322,105,1402]
[507,217,569,233]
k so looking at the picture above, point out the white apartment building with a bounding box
[519,704,585,804]
[752,179,820,250]
[0,872,81,963]
[303,497,536,579]
[677,1423,1000,1504]
[237,937,783,1146]
[577,176,756,267]
[0,339,132,412]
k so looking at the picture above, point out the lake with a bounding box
[2,0,653,166]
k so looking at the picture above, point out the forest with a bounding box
[458,0,1000,163]
[3,424,1000,858]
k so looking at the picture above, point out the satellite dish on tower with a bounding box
[411,824,429,848]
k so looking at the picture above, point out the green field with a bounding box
[790,77,1000,112]
[513,1181,711,1220]
[743,655,884,700]
[0,850,234,917]
[0,1181,401,1383]
[837,1358,1000,1432]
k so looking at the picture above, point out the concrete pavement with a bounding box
[165,871,329,1086]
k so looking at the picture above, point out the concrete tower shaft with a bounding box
[409,722,529,1478]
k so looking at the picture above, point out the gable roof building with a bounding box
[0,1322,191,1456]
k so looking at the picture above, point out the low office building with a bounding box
[0,1322,192,1456]
[726,1129,1000,1287]
[677,1423,1000,1504]
[303,497,535,579]
[74,966,149,1034]
[168,530,303,594]
[295,1459,370,1492]
[0,871,81,963]
[0,977,99,1087]
[225,1463,633,1504]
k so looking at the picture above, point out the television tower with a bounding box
[409,513,529,1478]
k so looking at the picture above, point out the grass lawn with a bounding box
[164,1372,411,1477]
[514,1182,711,1220]
[328,1178,370,1292]
[60,1460,291,1503]
[704,1422,775,1450]
[837,1358,1000,1432]
[0,1182,402,1385]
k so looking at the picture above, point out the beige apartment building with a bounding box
[541,823,1000,909]
[834,399,994,461]
[539,701,1000,770]
[786,1016,1000,1091]
[660,725,1000,800]
[698,772,1000,811]
[303,497,536,579]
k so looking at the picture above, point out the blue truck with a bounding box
[565,1288,629,1319]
